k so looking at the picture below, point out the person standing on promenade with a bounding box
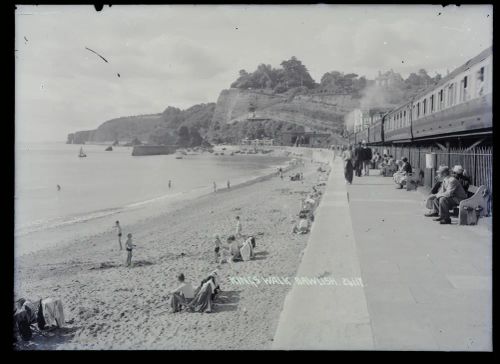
[227,180,231,189]
[341,145,354,184]
[168,180,172,189]
[125,233,136,267]
[115,220,123,250]
[57,184,61,191]
[362,142,372,176]
[213,181,217,193]
[353,142,363,177]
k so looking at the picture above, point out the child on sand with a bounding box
[235,216,242,238]
[125,233,136,267]
[115,221,122,250]
[213,234,222,262]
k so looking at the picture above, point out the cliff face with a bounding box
[67,130,96,144]
[67,105,215,146]
[209,88,360,137]
[68,89,357,145]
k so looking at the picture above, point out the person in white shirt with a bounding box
[235,216,242,237]
[170,273,195,313]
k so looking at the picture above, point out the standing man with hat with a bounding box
[424,166,468,224]
[362,141,372,176]
[353,142,364,177]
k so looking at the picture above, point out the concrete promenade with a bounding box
[273,156,492,351]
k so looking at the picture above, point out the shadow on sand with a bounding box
[213,290,241,312]
[253,250,269,261]
[14,326,80,350]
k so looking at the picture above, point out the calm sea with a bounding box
[14,142,290,254]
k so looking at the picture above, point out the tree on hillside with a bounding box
[177,126,190,147]
[280,57,315,89]
[230,57,315,93]
[189,127,203,147]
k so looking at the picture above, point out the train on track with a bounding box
[348,46,492,147]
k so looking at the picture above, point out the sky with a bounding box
[15,4,492,143]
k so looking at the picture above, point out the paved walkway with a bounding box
[273,158,492,351]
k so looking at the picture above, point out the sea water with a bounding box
[14,142,290,255]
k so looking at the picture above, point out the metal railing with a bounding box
[381,145,492,196]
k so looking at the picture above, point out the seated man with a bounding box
[452,165,472,193]
[425,166,446,212]
[424,166,468,224]
[170,273,195,313]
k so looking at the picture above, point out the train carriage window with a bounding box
[448,83,455,106]
[430,95,434,112]
[476,67,485,97]
[417,102,420,118]
[460,76,468,102]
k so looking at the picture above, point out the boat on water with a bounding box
[78,147,87,158]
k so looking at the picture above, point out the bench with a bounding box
[458,185,490,225]
[406,168,424,191]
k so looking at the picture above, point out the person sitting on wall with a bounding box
[424,166,468,224]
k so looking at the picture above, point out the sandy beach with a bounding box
[14,156,330,350]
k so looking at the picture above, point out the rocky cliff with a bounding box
[207,88,359,141]
[68,89,357,145]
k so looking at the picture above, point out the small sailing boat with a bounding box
[78,146,87,158]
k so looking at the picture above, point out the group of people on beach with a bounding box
[168,215,256,314]
[113,214,255,313]
[114,221,135,267]
[213,180,231,192]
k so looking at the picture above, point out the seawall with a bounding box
[131,145,177,156]
[272,155,374,349]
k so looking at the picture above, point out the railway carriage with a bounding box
[383,101,413,143]
[411,47,492,141]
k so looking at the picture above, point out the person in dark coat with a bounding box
[362,142,372,176]
[353,142,363,177]
[452,165,472,192]
[341,145,354,184]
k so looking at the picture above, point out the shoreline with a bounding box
[15,148,294,257]
[15,155,331,350]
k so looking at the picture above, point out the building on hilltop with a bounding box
[375,69,404,88]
